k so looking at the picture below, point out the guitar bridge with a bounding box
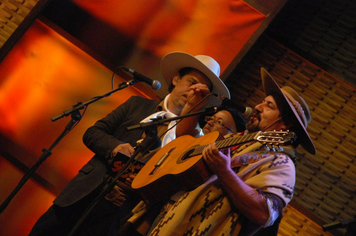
[149,147,176,175]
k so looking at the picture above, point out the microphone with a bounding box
[322,218,356,231]
[122,67,161,90]
[219,96,253,119]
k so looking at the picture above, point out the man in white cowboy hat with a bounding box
[147,67,316,236]
[29,52,229,236]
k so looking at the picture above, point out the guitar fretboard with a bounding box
[189,132,259,157]
[188,130,296,158]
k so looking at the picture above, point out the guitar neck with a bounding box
[190,131,260,157]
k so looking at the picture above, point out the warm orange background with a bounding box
[0,20,153,234]
[72,0,267,98]
[0,1,265,235]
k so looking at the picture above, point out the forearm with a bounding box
[176,102,202,137]
[217,169,270,225]
[176,116,201,137]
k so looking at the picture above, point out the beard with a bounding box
[246,112,261,133]
[246,120,260,133]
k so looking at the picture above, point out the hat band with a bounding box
[283,91,308,128]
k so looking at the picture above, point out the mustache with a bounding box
[253,110,261,121]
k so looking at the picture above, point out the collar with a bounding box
[157,94,176,119]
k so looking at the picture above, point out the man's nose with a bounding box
[255,103,263,112]
[207,120,215,126]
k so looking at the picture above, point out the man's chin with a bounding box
[178,100,187,110]
[246,122,259,133]
[202,128,210,135]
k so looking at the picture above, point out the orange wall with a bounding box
[72,0,266,98]
[0,20,153,235]
[73,0,266,65]
[0,158,56,235]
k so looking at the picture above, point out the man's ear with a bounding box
[172,76,180,86]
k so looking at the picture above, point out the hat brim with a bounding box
[261,68,316,155]
[161,52,230,105]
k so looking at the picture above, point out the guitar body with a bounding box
[131,129,296,206]
[131,131,221,205]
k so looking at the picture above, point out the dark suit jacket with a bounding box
[54,96,161,207]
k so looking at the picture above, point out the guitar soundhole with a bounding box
[177,147,196,164]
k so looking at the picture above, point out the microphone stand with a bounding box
[126,105,221,131]
[0,79,141,215]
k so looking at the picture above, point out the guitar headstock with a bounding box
[256,130,297,145]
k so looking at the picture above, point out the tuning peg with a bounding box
[263,145,270,152]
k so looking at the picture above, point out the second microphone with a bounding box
[122,67,161,90]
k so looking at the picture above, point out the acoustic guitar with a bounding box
[131,130,296,205]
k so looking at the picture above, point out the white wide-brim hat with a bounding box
[261,68,316,155]
[161,52,230,105]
